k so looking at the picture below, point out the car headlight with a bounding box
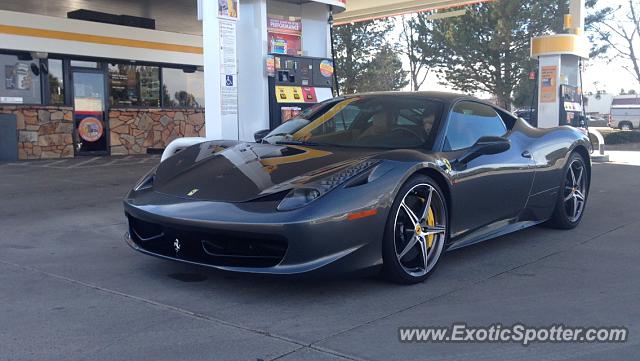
[277,160,380,211]
[133,165,158,191]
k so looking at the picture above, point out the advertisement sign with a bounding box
[266,55,276,77]
[74,112,107,153]
[218,0,238,20]
[267,16,302,56]
[540,66,558,103]
[5,63,32,90]
[78,116,104,143]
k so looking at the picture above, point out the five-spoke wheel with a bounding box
[383,175,447,283]
[548,152,590,229]
[564,158,587,223]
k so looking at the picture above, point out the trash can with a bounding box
[0,114,18,161]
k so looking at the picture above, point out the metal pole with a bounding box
[328,7,340,97]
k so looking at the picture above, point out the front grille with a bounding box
[127,214,287,268]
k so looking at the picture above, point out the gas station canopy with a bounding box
[334,0,492,24]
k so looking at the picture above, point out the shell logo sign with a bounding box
[319,60,334,78]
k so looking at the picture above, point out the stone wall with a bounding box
[109,109,205,155]
[0,106,74,160]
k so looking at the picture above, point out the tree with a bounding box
[591,0,640,86]
[333,20,393,94]
[400,13,444,91]
[431,1,547,109]
[356,45,409,92]
[428,0,610,109]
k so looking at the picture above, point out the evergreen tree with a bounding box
[428,0,611,109]
[357,46,410,92]
[333,19,395,94]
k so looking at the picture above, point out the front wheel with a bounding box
[546,153,589,229]
[382,175,448,284]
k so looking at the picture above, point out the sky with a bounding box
[393,0,639,96]
[582,0,638,94]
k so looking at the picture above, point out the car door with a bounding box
[440,101,535,242]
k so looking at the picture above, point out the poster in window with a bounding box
[5,63,32,90]
[218,0,238,20]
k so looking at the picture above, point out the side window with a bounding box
[310,104,358,136]
[443,102,507,151]
[335,105,359,131]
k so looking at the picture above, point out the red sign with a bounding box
[78,117,104,142]
[268,16,302,55]
[268,18,302,35]
[301,87,318,103]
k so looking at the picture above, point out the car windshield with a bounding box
[262,97,444,149]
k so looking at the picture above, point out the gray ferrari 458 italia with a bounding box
[124,92,591,283]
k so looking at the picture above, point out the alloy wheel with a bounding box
[563,159,587,223]
[393,183,447,277]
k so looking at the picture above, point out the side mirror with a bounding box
[458,136,510,164]
[254,129,270,143]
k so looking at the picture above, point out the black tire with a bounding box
[620,122,633,131]
[546,152,589,229]
[382,175,448,284]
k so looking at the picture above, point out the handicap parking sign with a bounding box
[225,75,234,86]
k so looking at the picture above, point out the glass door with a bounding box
[72,70,108,155]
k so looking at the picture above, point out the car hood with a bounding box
[152,140,383,202]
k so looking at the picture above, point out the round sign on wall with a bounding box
[78,117,104,143]
[319,60,334,78]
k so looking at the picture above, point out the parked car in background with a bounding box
[515,109,536,126]
[609,96,640,130]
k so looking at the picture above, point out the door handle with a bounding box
[521,151,532,159]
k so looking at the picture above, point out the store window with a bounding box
[108,63,160,107]
[47,59,65,105]
[71,60,99,68]
[162,68,204,108]
[0,54,42,104]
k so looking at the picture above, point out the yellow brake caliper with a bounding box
[426,207,435,249]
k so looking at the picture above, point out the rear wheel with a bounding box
[382,175,448,284]
[620,122,633,131]
[547,153,589,229]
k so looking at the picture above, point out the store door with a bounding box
[72,70,108,155]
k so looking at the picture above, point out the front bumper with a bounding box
[123,190,389,275]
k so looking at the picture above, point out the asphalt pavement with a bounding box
[1,154,639,361]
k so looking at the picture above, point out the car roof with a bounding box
[341,91,476,103]
[340,91,514,117]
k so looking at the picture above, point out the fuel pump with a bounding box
[266,54,335,129]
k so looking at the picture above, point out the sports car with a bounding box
[124,92,591,283]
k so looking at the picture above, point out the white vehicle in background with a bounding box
[609,96,640,130]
